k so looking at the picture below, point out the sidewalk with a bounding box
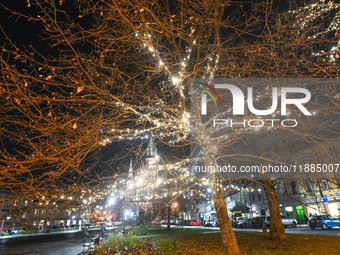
[0,227,117,255]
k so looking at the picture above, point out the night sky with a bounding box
[0,1,178,178]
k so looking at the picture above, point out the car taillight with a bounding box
[317,220,320,223]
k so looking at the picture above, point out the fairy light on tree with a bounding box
[0,1,339,254]
[291,0,340,62]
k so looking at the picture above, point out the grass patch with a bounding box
[128,225,217,236]
[154,232,340,255]
[88,230,340,254]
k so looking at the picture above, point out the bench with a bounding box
[82,234,108,252]
[82,242,94,252]
[82,235,100,252]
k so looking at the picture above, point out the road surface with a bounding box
[0,227,117,255]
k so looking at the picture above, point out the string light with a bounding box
[291,0,340,62]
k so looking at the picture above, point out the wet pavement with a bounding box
[0,227,117,255]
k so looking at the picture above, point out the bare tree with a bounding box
[1,0,339,253]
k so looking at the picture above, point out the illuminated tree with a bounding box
[1,0,339,253]
[292,0,340,62]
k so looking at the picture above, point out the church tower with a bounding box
[128,157,133,178]
[146,133,157,166]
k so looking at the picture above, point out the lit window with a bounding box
[322,179,331,190]
[291,181,298,194]
[304,180,313,192]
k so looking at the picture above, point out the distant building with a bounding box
[124,134,162,222]
[0,189,91,230]
[225,136,340,223]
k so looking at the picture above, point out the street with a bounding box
[0,227,117,255]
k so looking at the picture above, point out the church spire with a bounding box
[128,157,133,178]
[146,133,157,158]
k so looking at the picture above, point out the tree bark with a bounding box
[167,205,171,230]
[262,179,286,241]
[212,178,240,255]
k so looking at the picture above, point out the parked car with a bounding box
[173,219,182,225]
[188,220,201,226]
[9,228,22,234]
[309,215,340,230]
[250,216,267,228]
[151,220,161,225]
[178,219,190,226]
[205,220,218,227]
[281,216,298,227]
[237,218,251,228]
[264,215,297,228]
[51,225,61,230]
[232,217,247,227]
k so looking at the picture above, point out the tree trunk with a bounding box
[262,179,286,240]
[316,179,328,214]
[167,205,171,230]
[212,178,240,255]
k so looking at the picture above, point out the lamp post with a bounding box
[0,217,9,232]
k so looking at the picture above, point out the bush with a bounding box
[88,234,161,255]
